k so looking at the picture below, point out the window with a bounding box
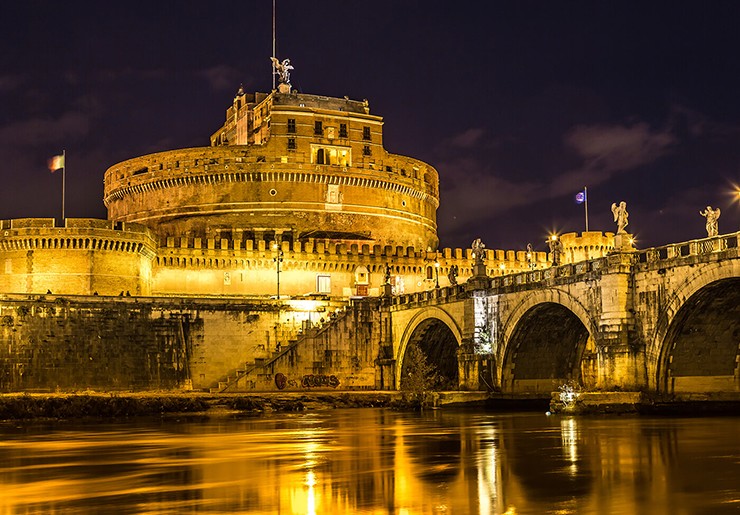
[316,275,331,294]
[339,123,348,138]
[314,121,323,135]
[354,266,369,284]
[287,138,296,150]
[287,118,296,133]
[362,126,371,140]
[363,145,371,156]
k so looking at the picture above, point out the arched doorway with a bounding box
[400,318,459,390]
[658,278,740,394]
[502,302,592,396]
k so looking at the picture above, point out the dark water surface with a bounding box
[0,409,738,514]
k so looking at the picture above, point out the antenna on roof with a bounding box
[272,0,276,90]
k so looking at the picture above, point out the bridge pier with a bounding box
[457,341,494,391]
[595,252,647,391]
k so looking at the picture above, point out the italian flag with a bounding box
[48,154,64,172]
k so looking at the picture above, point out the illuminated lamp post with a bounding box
[434,259,440,288]
[272,243,284,299]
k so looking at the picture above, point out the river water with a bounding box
[0,409,738,514]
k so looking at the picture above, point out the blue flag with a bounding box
[575,190,586,204]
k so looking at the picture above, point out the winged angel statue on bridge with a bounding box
[611,201,629,234]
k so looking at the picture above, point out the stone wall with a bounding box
[224,300,383,392]
[0,294,345,392]
[0,218,156,296]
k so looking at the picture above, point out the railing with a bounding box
[390,284,467,306]
[635,232,739,264]
[388,231,740,306]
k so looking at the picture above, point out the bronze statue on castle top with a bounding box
[270,57,294,85]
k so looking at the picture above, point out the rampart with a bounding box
[0,218,156,296]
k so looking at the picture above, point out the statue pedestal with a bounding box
[381,283,393,297]
[465,262,491,291]
[614,233,635,251]
[472,262,487,278]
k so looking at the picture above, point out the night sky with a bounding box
[2,1,740,252]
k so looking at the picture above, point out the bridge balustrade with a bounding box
[635,232,739,265]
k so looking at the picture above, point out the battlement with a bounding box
[0,218,157,296]
[159,234,547,264]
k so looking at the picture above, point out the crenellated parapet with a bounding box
[0,218,156,296]
[559,231,615,263]
[151,233,548,297]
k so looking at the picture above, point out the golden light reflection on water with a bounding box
[0,411,738,514]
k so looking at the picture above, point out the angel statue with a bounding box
[699,206,720,237]
[611,201,629,234]
[471,238,486,265]
[270,57,294,85]
[447,264,459,286]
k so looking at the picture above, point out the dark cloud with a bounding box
[1,1,740,251]
[0,112,90,147]
[555,120,677,194]
[199,65,245,92]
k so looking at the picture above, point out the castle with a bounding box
[0,71,616,392]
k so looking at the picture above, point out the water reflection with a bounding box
[0,410,738,514]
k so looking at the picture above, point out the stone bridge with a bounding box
[383,232,740,399]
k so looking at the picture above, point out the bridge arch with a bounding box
[652,260,740,394]
[396,306,463,390]
[498,289,598,396]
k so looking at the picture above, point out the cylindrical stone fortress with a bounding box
[104,91,440,250]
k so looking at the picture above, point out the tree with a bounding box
[400,343,438,407]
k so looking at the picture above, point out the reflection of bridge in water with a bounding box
[382,231,740,399]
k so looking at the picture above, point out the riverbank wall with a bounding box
[0,293,358,393]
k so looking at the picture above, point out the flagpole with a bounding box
[62,149,66,221]
[272,0,276,90]
[584,186,589,232]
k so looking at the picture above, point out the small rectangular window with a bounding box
[287,138,296,150]
[287,118,296,133]
[363,145,371,156]
[362,126,371,140]
[339,123,348,138]
[317,275,331,293]
[314,121,323,135]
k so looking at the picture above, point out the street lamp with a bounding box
[434,259,440,288]
[272,242,283,299]
[547,234,562,267]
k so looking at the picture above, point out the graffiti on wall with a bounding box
[302,374,340,388]
[274,372,340,389]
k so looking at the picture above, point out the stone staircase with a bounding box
[209,309,350,393]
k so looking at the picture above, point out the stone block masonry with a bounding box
[0,294,345,392]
